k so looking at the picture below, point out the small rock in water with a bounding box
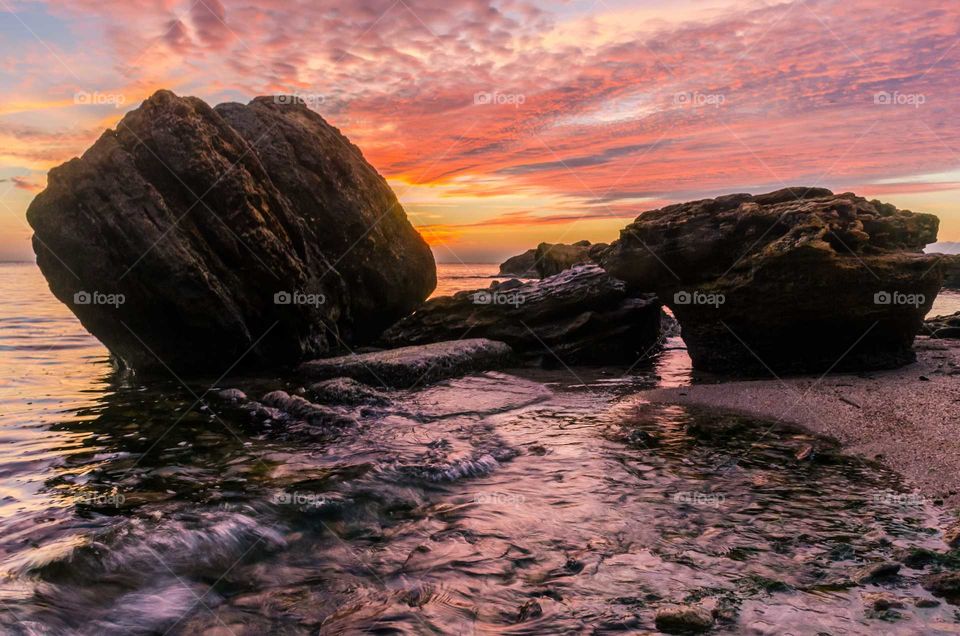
[944,520,960,548]
[628,430,661,447]
[923,570,960,598]
[864,592,905,611]
[216,389,247,403]
[654,605,714,634]
[308,377,390,406]
[516,600,543,623]
[854,561,901,584]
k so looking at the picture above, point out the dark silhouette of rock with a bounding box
[925,312,960,339]
[935,254,960,289]
[498,249,538,277]
[298,339,514,388]
[535,240,599,277]
[381,264,663,365]
[602,188,944,375]
[27,90,435,373]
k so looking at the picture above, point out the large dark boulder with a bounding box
[601,188,944,375]
[381,264,664,366]
[27,90,436,373]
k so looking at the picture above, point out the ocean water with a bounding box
[2,261,960,634]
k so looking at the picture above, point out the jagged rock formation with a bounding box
[27,90,435,373]
[601,188,944,374]
[381,264,663,366]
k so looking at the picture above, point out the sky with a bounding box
[1,0,959,263]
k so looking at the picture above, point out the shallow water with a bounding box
[2,263,960,634]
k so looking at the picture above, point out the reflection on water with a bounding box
[2,263,960,635]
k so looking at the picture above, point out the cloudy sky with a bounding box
[1,0,959,262]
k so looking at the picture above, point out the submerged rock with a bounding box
[654,605,714,634]
[382,264,664,366]
[298,339,514,388]
[602,188,944,375]
[923,570,960,599]
[27,90,435,374]
[498,249,538,278]
[308,378,390,406]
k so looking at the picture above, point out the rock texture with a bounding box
[535,240,599,277]
[936,254,960,289]
[27,90,435,373]
[298,339,514,388]
[925,312,960,339]
[381,264,664,365]
[602,188,944,374]
[498,249,538,277]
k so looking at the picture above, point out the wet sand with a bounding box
[644,337,960,505]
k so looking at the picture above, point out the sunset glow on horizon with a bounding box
[2,0,960,263]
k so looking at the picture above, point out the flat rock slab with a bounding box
[299,339,514,388]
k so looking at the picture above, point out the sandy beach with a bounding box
[644,337,960,505]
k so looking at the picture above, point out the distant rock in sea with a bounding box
[497,240,607,278]
[535,240,601,277]
[27,90,436,373]
[602,187,944,375]
[498,249,538,278]
[935,254,960,289]
[381,264,664,366]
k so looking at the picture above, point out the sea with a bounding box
[1,261,960,634]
